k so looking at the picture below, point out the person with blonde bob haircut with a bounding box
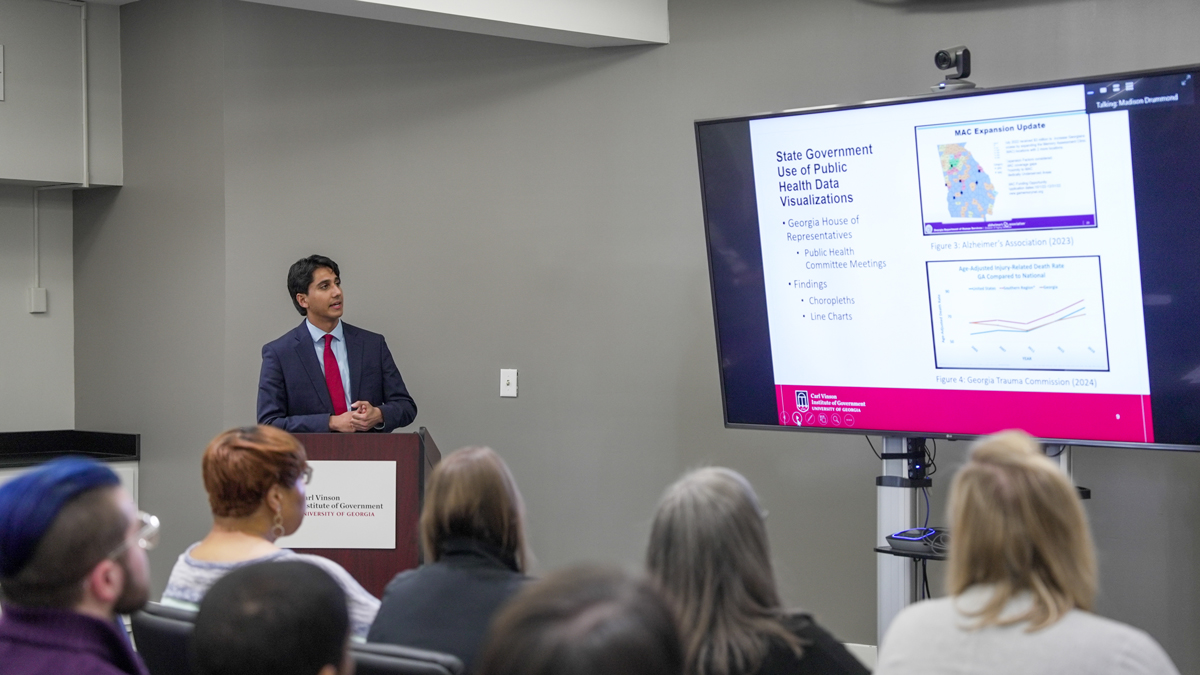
[646,467,868,675]
[162,426,380,639]
[368,446,531,671]
[877,430,1179,674]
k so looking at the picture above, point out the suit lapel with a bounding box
[344,323,364,402]
[293,321,333,412]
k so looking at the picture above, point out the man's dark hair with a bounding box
[192,561,349,675]
[287,255,340,316]
[0,486,127,608]
[476,566,683,675]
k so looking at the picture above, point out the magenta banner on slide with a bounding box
[775,384,1153,443]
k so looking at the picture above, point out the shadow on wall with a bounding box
[858,0,1087,12]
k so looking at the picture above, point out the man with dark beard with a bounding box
[0,458,157,675]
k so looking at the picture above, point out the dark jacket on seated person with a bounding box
[755,613,869,675]
[367,537,528,671]
[0,604,149,675]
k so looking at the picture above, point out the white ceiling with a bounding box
[240,0,669,48]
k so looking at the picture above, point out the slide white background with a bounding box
[748,85,1150,396]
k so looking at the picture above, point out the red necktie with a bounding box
[323,335,348,415]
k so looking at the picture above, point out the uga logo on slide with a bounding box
[795,390,810,412]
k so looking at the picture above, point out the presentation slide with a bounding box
[747,85,1153,442]
[914,112,1098,235]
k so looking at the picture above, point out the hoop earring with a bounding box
[271,510,285,539]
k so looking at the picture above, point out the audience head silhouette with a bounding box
[421,445,529,572]
[948,429,1097,630]
[192,560,351,675]
[202,425,309,539]
[0,457,152,618]
[646,467,801,675]
[476,565,683,675]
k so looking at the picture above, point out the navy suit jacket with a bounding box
[257,320,417,433]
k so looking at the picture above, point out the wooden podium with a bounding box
[292,428,441,597]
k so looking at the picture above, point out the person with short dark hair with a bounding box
[368,446,531,670]
[646,467,867,675]
[475,565,683,675]
[163,426,379,638]
[258,254,417,433]
[0,457,158,675]
[191,560,352,675]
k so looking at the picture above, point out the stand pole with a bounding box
[1046,444,1072,479]
[876,435,917,645]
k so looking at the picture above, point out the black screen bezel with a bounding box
[696,62,1200,451]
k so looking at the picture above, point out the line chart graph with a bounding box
[969,300,1086,336]
[927,257,1110,371]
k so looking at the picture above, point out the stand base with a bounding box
[932,79,977,93]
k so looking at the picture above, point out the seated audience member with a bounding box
[368,446,530,670]
[476,565,683,675]
[0,458,157,675]
[876,430,1179,675]
[647,467,868,675]
[192,560,352,675]
[162,425,379,638]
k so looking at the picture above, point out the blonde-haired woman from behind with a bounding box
[876,430,1179,675]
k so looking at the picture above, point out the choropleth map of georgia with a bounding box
[938,143,997,218]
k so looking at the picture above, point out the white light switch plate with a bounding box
[28,287,46,313]
[500,369,518,397]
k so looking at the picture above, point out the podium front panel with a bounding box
[290,433,424,597]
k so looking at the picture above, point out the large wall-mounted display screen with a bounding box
[697,65,1200,449]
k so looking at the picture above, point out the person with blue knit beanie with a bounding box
[0,457,158,675]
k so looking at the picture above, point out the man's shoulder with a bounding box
[0,642,136,675]
[0,609,145,675]
[263,322,307,351]
[341,322,385,343]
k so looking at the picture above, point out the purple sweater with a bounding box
[0,604,149,675]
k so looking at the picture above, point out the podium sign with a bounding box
[277,460,397,549]
[290,430,440,597]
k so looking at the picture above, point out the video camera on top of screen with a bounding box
[933,46,976,92]
[934,46,971,79]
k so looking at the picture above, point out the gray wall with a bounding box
[0,186,74,431]
[73,0,1200,669]
[0,0,122,185]
[74,0,226,578]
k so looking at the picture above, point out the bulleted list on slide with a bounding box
[781,214,886,323]
[756,135,895,369]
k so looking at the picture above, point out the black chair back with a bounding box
[352,642,464,675]
[130,601,198,675]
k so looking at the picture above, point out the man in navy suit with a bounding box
[257,255,417,433]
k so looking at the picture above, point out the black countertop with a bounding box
[0,430,139,468]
